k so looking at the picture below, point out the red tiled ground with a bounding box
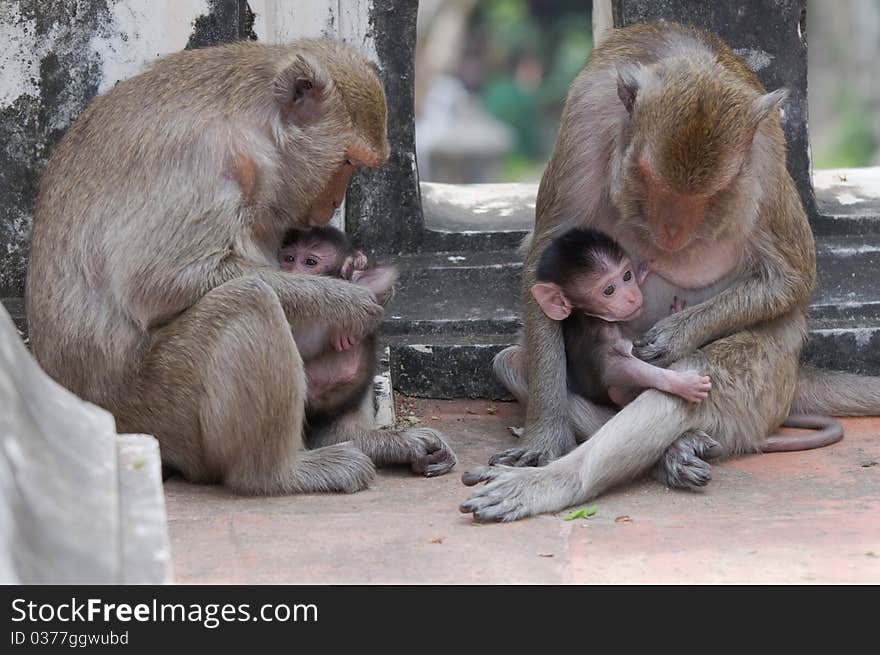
[164,399,880,584]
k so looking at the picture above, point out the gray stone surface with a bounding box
[346,0,424,256]
[0,304,169,583]
[380,169,880,398]
[0,1,256,298]
[612,0,816,216]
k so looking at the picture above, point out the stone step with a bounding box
[382,231,880,399]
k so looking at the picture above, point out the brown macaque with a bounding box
[26,38,455,495]
[277,226,397,419]
[530,227,712,408]
[461,22,876,521]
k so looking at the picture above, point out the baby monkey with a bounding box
[278,226,396,417]
[531,228,711,407]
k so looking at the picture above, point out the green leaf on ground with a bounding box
[563,506,597,521]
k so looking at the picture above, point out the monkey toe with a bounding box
[461,466,501,487]
[404,428,457,477]
[654,431,721,489]
[689,430,722,460]
[488,448,548,467]
[413,446,457,477]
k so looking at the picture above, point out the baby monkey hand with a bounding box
[340,250,369,280]
[667,370,712,404]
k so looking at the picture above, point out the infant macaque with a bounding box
[531,227,711,407]
[278,226,397,417]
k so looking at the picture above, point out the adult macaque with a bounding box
[529,227,712,408]
[500,227,842,458]
[27,39,455,494]
[461,23,877,521]
[278,226,397,417]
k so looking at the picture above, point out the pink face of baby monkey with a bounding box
[531,255,646,324]
[278,239,344,276]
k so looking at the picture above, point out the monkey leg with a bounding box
[308,391,457,477]
[461,317,801,521]
[117,276,375,495]
[492,346,616,445]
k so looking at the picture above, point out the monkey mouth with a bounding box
[621,306,643,321]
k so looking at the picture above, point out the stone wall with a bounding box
[0,0,404,297]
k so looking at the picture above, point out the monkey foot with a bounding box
[459,465,575,522]
[403,428,457,477]
[653,430,721,489]
[487,432,575,467]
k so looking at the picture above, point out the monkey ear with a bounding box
[352,265,398,296]
[273,53,330,126]
[530,283,572,321]
[752,88,788,123]
[616,66,640,114]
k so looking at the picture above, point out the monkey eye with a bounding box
[305,258,318,267]
[283,255,295,263]
[603,285,615,296]
[623,270,633,282]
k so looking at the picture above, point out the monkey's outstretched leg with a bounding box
[461,320,800,521]
[117,276,375,495]
[309,391,457,477]
[492,345,616,443]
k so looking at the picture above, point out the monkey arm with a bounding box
[602,350,711,404]
[134,252,383,338]
[248,268,384,337]
[634,218,816,367]
[489,253,578,467]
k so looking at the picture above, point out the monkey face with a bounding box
[574,258,644,323]
[307,160,357,226]
[278,241,342,276]
[637,157,709,252]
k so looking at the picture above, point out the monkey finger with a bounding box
[461,466,503,487]
[416,449,457,477]
[488,448,525,466]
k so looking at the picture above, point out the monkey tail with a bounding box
[761,414,844,453]
[791,365,880,416]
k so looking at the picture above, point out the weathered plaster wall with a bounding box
[0,0,254,296]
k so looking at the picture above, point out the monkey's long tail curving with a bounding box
[791,365,880,416]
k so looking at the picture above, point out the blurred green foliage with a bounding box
[469,0,593,180]
[812,92,877,169]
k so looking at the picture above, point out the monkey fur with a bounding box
[278,226,397,422]
[462,22,875,521]
[530,227,712,407]
[27,39,456,495]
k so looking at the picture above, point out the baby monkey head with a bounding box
[532,227,643,323]
[278,226,352,276]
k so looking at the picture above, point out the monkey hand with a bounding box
[340,251,369,279]
[632,311,696,367]
[667,370,712,404]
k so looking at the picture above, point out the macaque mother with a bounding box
[27,39,454,494]
[461,23,880,520]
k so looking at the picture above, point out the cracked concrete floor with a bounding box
[164,398,880,584]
